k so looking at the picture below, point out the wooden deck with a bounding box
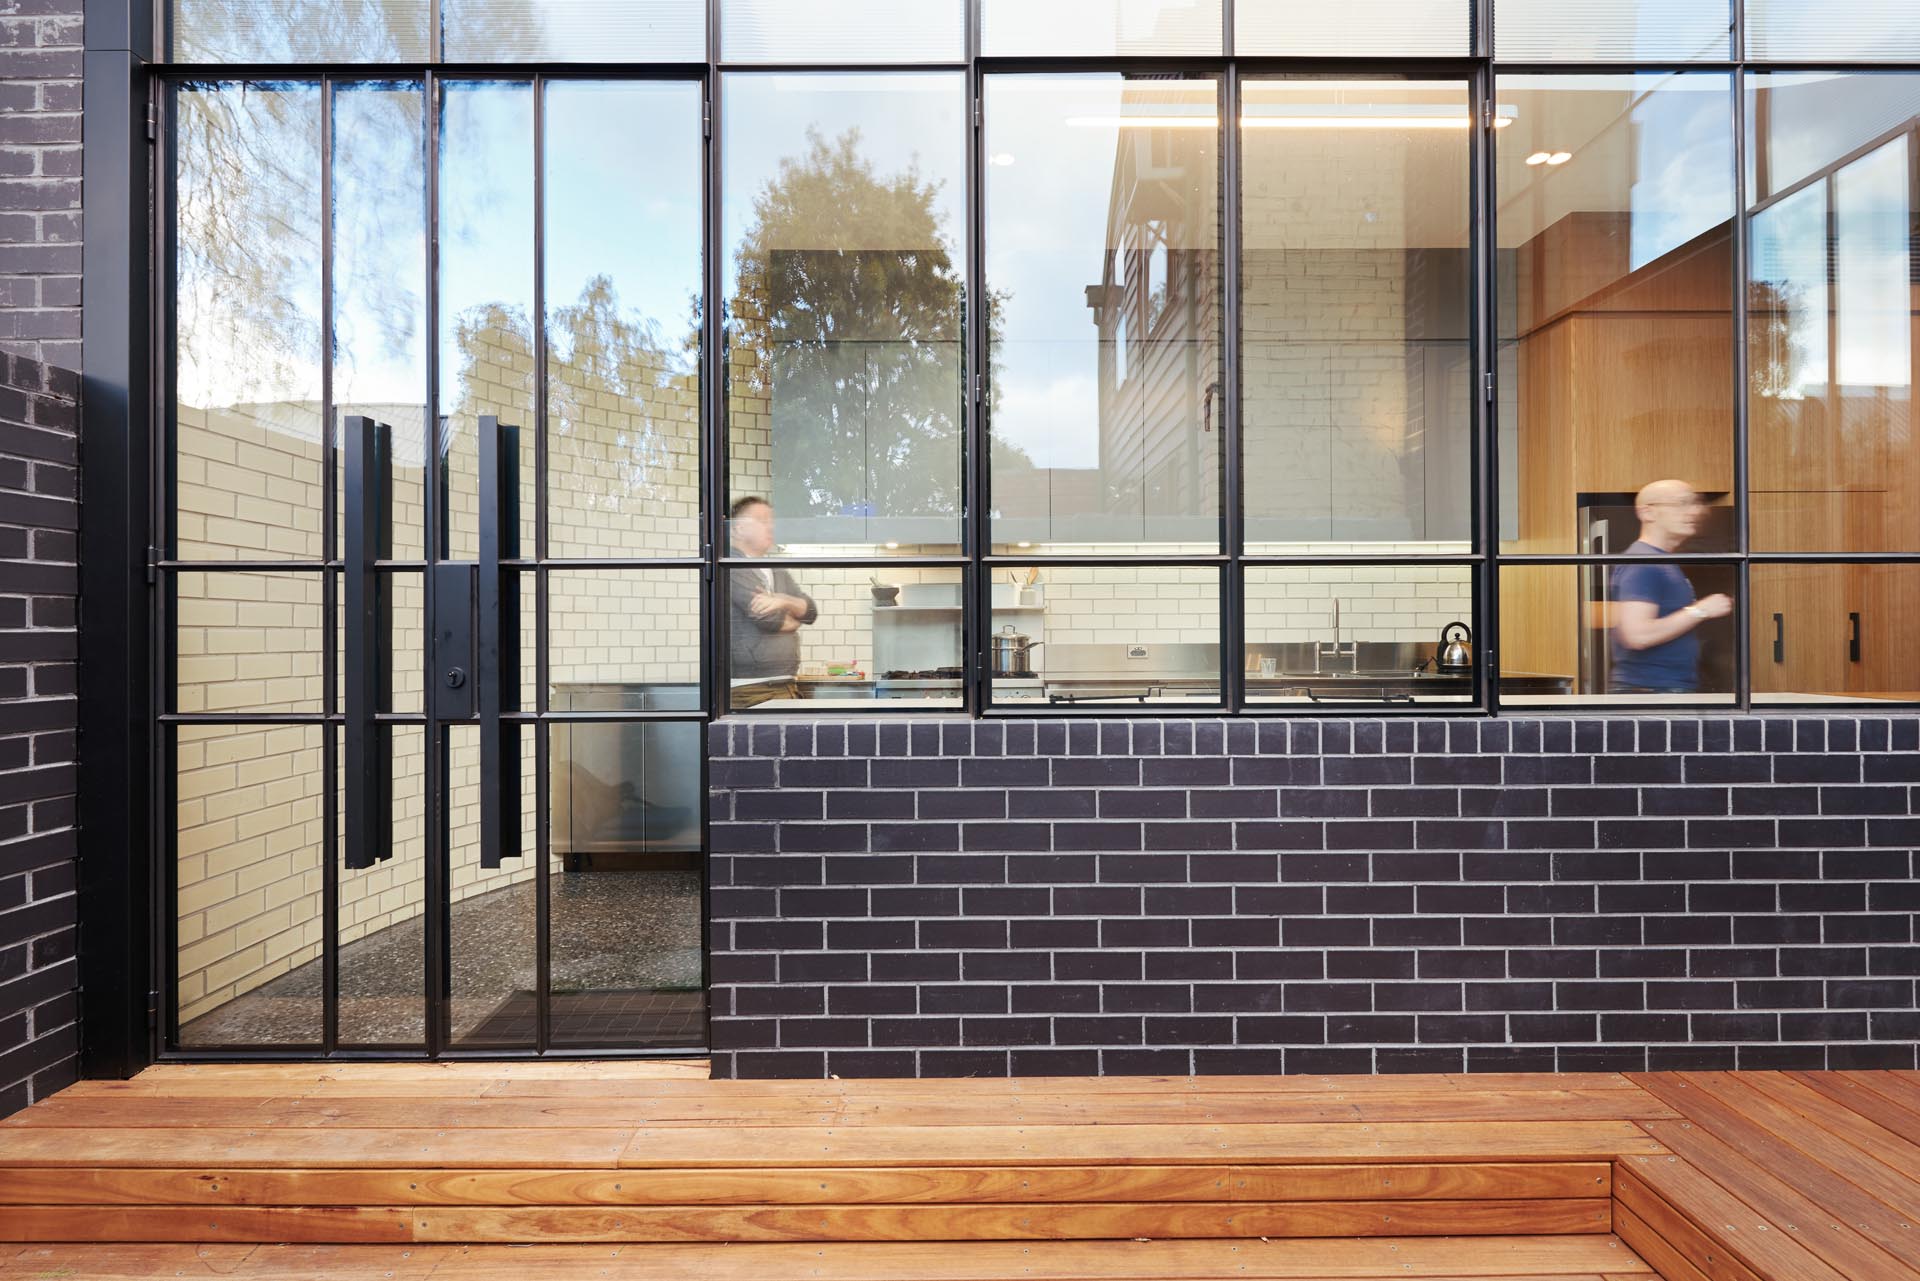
[0,1064,1914,1278]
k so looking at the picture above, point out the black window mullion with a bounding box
[1220,67,1244,713]
[532,73,552,1056]
[1475,62,1500,715]
[421,68,446,1059]
[319,74,340,1055]
[1732,63,1754,712]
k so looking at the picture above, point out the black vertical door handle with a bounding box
[343,416,394,869]
[1848,612,1861,664]
[477,415,523,869]
[1771,613,1784,664]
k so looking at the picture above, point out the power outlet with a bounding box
[1126,645,1150,660]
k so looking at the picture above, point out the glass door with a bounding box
[167,76,707,1055]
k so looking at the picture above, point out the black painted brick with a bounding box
[708,715,1920,1078]
[0,354,78,1117]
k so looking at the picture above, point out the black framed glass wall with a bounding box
[1746,71,1920,703]
[719,71,969,711]
[983,72,1225,708]
[149,11,1920,737]
[163,76,705,1054]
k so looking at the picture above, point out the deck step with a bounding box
[0,1234,1659,1279]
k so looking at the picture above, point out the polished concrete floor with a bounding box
[177,869,704,1049]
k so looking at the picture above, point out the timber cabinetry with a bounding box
[1751,562,1920,699]
[1498,213,1736,682]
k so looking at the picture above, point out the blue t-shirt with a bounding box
[1610,543,1699,692]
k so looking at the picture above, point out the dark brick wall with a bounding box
[0,352,81,1114]
[0,0,85,368]
[706,715,1920,1079]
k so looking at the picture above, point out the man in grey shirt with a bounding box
[728,496,817,707]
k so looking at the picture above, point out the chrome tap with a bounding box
[1318,597,1357,673]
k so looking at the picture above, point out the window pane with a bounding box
[983,0,1220,56]
[337,723,427,1048]
[175,723,324,1047]
[1242,80,1473,553]
[727,567,965,711]
[548,570,701,701]
[1245,565,1475,707]
[170,0,428,62]
[549,720,705,1047]
[723,0,962,61]
[1239,1,1467,56]
[988,565,1221,708]
[1752,564,1920,703]
[439,81,536,565]
[1748,0,1920,62]
[1497,562,1737,706]
[1494,0,1728,61]
[446,722,538,1048]
[1495,74,1736,557]
[545,83,704,560]
[174,571,325,713]
[723,74,966,558]
[445,0,704,61]
[334,82,428,564]
[987,76,1223,554]
[1748,73,1920,204]
[175,83,323,564]
[1748,75,1919,555]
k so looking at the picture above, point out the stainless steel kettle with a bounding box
[1437,621,1473,672]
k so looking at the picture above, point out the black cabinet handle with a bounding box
[1771,612,1784,664]
[1848,611,1861,664]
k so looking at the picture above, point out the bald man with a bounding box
[1608,480,1733,694]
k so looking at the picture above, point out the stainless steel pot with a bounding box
[990,624,1042,677]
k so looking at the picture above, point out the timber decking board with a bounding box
[615,1121,1666,1167]
[0,1089,1681,1130]
[0,1161,1610,1207]
[1639,1117,1920,1280]
[12,1064,1920,1280]
[1622,1072,1920,1281]
[0,1236,1657,1278]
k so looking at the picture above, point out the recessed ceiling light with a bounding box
[989,152,1017,166]
[1525,151,1551,166]
[1547,151,1573,165]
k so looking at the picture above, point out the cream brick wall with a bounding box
[175,303,705,1026]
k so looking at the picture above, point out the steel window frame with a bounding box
[93,0,1920,1073]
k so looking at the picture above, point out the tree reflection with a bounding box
[730,127,966,525]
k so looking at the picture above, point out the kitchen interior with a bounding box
[724,72,1919,711]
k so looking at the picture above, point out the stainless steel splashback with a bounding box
[1040,643,1220,679]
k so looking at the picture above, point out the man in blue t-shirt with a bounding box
[1609,479,1732,693]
